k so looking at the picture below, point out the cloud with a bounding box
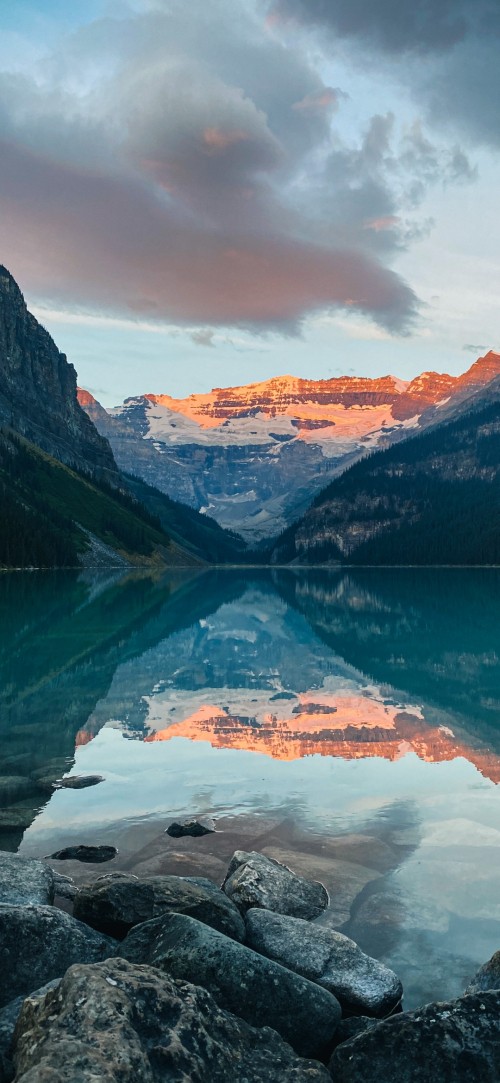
[0,0,477,336]
[269,0,488,57]
[270,0,500,150]
[191,329,216,347]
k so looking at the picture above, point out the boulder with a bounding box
[260,847,381,928]
[223,850,328,920]
[330,991,500,1082]
[245,910,402,1016]
[118,911,341,1057]
[48,845,117,863]
[74,873,245,941]
[165,816,216,837]
[0,904,116,1007]
[465,950,500,993]
[56,775,104,790]
[329,1016,380,1052]
[13,958,331,1082]
[0,981,60,1068]
[52,872,77,902]
[0,853,54,906]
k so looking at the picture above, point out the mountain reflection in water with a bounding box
[2,567,500,1010]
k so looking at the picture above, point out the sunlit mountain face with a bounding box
[78,353,500,540]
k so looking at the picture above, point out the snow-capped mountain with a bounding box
[79,352,500,540]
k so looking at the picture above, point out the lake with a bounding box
[2,566,500,1010]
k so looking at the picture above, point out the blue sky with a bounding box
[1,0,499,404]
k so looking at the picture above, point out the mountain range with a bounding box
[271,373,500,565]
[2,261,500,568]
[0,266,244,569]
[79,352,500,542]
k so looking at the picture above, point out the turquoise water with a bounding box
[2,567,500,1008]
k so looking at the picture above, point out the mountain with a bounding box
[0,267,116,480]
[79,353,500,541]
[270,376,500,566]
[0,266,250,568]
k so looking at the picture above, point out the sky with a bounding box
[0,0,499,405]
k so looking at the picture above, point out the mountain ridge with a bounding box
[79,350,500,541]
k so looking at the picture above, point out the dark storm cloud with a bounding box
[0,0,477,333]
[270,0,495,56]
[271,0,500,149]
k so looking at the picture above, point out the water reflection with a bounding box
[2,567,500,1008]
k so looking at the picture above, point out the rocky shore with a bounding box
[0,848,499,1081]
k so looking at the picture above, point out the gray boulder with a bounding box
[223,850,328,920]
[0,853,54,906]
[0,904,116,1007]
[13,958,331,1082]
[465,950,500,993]
[245,909,402,1016]
[74,872,245,941]
[165,816,216,837]
[330,991,500,1082]
[118,911,341,1057]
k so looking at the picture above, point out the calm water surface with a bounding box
[2,567,500,1009]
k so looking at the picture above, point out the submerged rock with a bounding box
[0,904,116,1007]
[165,816,216,837]
[330,991,500,1082]
[56,775,104,790]
[465,950,500,993]
[74,872,245,941]
[223,850,329,920]
[13,958,331,1082]
[0,853,54,907]
[245,909,402,1016]
[118,911,341,1057]
[48,844,117,863]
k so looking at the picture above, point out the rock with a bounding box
[74,872,245,941]
[223,850,329,920]
[0,981,60,1065]
[0,904,116,1007]
[118,912,341,1057]
[56,775,104,790]
[0,778,33,803]
[330,991,500,1082]
[165,816,216,837]
[48,844,117,863]
[261,846,380,928]
[245,910,402,1017]
[465,950,500,993]
[0,853,54,906]
[329,1016,380,1052]
[51,872,77,902]
[0,811,34,831]
[13,958,331,1082]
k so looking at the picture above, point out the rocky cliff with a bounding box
[0,267,117,479]
[79,354,500,540]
